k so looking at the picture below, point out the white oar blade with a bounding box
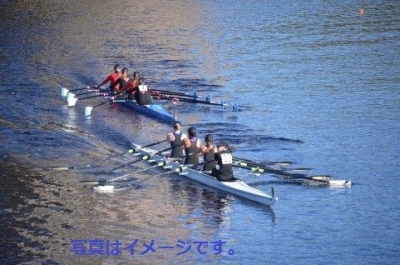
[61,87,69,97]
[67,96,78,107]
[85,106,93,116]
[329,180,352,187]
[93,185,114,193]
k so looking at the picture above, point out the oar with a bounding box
[73,89,100,96]
[238,166,264,181]
[234,157,294,167]
[150,89,198,97]
[78,93,109,100]
[68,86,94,92]
[161,95,229,107]
[67,93,109,107]
[234,158,312,174]
[151,90,199,98]
[89,160,167,185]
[61,86,92,97]
[106,147,171,173]
[50,139,168,171]
[233,161,352,187]
[84,98,114,116]
[93,164,188,192]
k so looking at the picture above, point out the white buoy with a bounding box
[67,96,78,107]
[85,106,93,116]
[93,185,114,193]
[61,87,69,97]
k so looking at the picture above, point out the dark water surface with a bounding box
[1,0,400,264]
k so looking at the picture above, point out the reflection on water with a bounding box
[1,0,400,264]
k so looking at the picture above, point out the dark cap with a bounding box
[114,64,121,70]
[188,127,196,137]
[217,140,229,147]
[173,121,182,127]
[205,134,213,142]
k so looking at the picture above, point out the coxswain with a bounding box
[97,64,122,93]
[112,67,130,95]
[200,134,216,173]
[135,78,152,105]
[212,140,236,181]
[167,121,187,159]
[182,127,201,165]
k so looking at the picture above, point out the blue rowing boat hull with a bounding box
[118,101,176,124]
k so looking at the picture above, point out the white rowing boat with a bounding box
[128,144,278,206]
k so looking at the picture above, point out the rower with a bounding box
[200,134,216,173]
[212,140,237,182]
[121,71,140,100]
[183,127,201,165]
[167,121,187,160]
[112,67,130,95]
[96,64,122,93]
[135,78,152,105]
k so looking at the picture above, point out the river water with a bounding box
[1,0,399,264]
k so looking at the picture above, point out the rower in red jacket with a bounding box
[97,64,122,93]
[121,71,140,100]
[112,67,130,95]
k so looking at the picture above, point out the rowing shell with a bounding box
[113,98,176,124]
[130,144,277,206]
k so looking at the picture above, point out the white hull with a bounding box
[134,144,277,206]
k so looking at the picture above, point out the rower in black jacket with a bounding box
[167,121,187,159]
[212,140,236,181]
[135,78,152,105]
[183,127,201,165]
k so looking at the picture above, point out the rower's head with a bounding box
[205,134,213,143]
[173,121,182,131]
[133,71,140,79]
[114,64,121,73]
[217,140,229,150]
[122,67,129,76]
[138,77,145,85]
[188,127,197,138]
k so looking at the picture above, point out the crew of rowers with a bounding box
[167,121,237,182]
[99,64,236,182]
[96,64,152,105]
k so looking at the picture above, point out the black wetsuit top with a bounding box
[135,85,152,105]
[184,138,199,165]
[213,149,234,181]
[202,148,216,172]
[170,132,184,158]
